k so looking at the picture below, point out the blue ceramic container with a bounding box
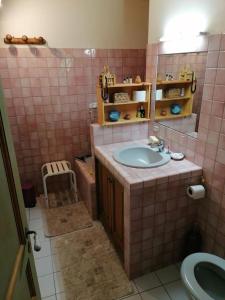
[108,110,120,122]
[170,103,182,115]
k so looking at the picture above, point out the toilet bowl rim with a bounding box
[181,252,225,300]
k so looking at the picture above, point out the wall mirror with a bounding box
[155,50,207,138]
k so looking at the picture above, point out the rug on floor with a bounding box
[40,189,76,208]
[41,200,93,237]
[51,223,133,300]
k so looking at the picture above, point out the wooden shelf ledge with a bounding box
[155,96,190,102]
[98,82,151,89]
[157,80,192,86]
[104,101,148,106]
[155,114,191,121]
[104,117,150,126]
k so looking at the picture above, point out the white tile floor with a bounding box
[27,206,191,300]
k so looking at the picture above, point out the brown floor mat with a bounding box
[42,201,93,237]
[51,223,133,300]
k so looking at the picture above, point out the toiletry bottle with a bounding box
[136,107,141,118]
[140,105,145,118]
[180,87,185,97]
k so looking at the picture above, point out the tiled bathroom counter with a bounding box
[94,139,202,189]
[94,139,203,279]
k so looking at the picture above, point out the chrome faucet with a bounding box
[157,138,165,152]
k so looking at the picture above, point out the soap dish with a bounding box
[170,152,185,161]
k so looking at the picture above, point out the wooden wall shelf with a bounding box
[97,82,151,126]
[155,80,194,121]
[104,100,146,107]
[4,34,46,45]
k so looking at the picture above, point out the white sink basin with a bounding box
[113,145,171,168]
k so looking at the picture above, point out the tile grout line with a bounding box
[52,270,57,300]
[35,254,53,278]
[154,269,182,300]
[154,270,164,285]
[49,235,58,298]
[136,282,163,295]
[139,293,143,300]
[163,284,173,300]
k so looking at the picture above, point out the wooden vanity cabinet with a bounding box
[96,160,124,257]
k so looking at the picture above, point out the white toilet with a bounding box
[181,253,225,300]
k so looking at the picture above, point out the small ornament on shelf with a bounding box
[99,65,116,102]
[135,75,142,84]
[160,109,167,116]
[99,65,116,87]
[124,113,131,120]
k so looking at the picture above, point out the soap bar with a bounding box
[149,136,159,145]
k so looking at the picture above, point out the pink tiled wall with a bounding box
[146,44,158,120]
[146,44,158,83]
[151,124,198,163]
[148,34,225,258]
[90,123,149,147]
[197,34,225,257]
[128,171,202,278]
[0,47,146,192]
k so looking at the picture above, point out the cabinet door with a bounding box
[97,162,114,232]
[99,164,108,227]
[96,160,124,255]
[113,178,124,252]
[107,175,114,233]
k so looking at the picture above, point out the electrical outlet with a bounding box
[89,102,97,109]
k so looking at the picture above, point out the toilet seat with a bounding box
[181,253,225,300]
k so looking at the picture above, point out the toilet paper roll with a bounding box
[187,185,205,200]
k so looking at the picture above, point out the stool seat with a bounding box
[41,160,78,207]
[45,161,70,175]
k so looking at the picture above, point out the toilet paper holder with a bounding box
[187,184,206,200]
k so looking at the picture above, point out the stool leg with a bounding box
[69,172,73,190]
[70,171,78,202]
[67,162,73,190]
[43,175,49,208]
[73,173,78,202]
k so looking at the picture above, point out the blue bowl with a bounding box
[170,103,182,115]
[108,110,120,122]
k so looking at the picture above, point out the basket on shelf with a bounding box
[113,93,130,104]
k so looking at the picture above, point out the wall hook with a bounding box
[4,34,46,45]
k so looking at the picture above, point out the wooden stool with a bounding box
[41,160,78,208]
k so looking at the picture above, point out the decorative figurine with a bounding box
[135,75,142,84]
